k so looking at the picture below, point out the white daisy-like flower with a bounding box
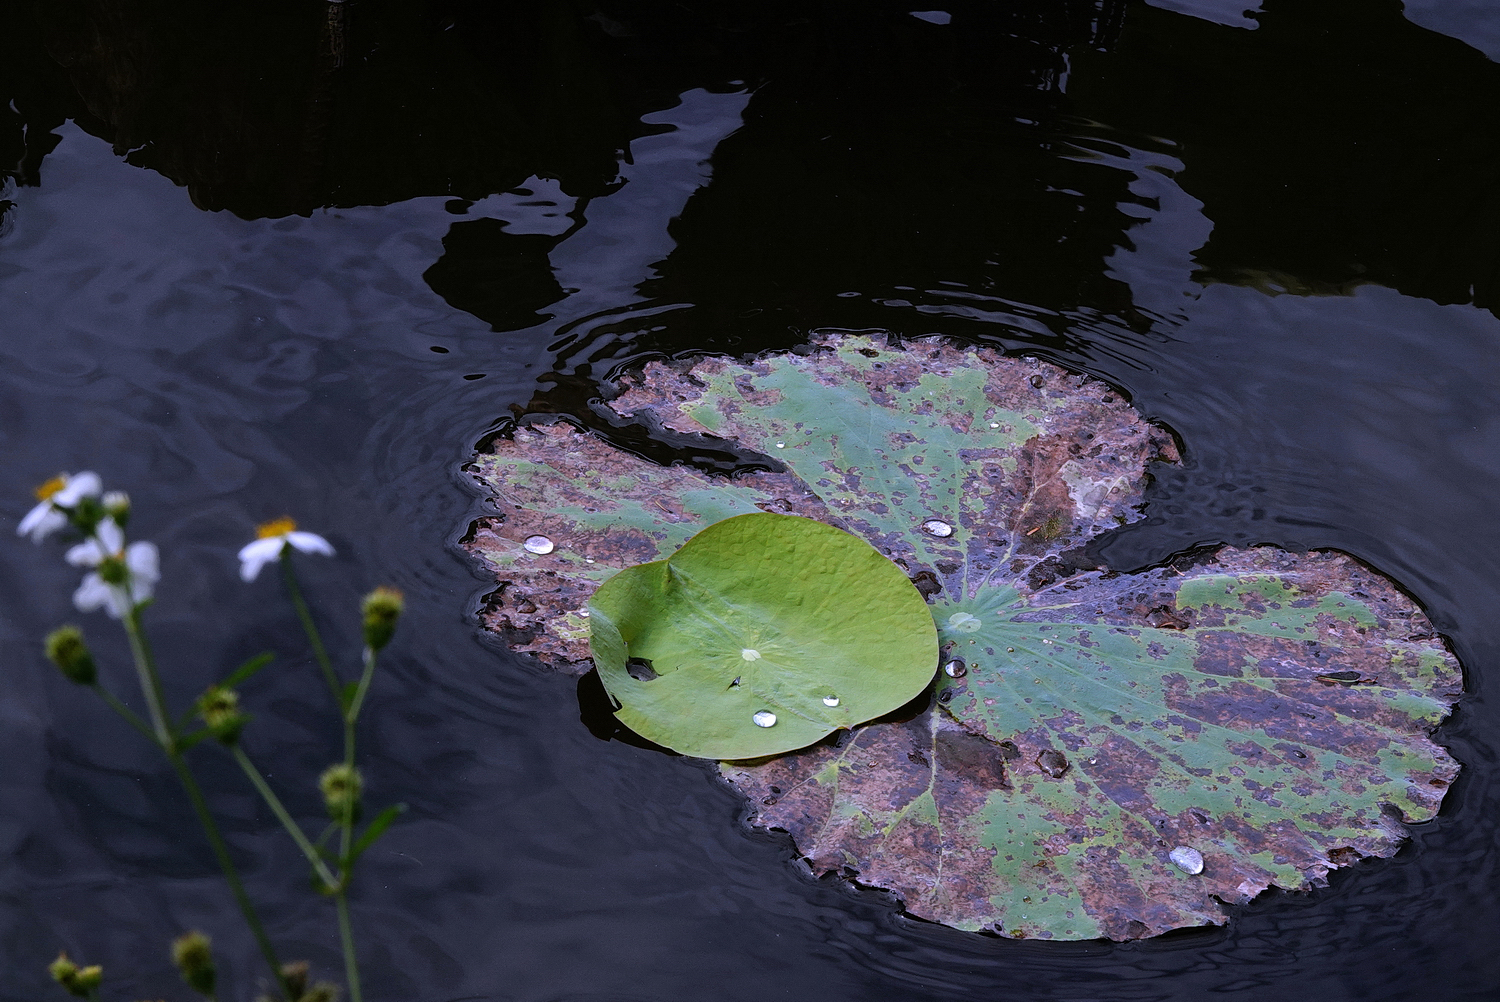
[238,517,335,582]
[67,518,160,618]
[17,471,103,543]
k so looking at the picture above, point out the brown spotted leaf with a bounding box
[465,333,1460,939]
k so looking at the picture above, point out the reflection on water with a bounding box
[3,2,1500,1000]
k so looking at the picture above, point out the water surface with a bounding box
[3,3,1499,1000]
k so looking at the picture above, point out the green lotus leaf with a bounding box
[588,512,938,759]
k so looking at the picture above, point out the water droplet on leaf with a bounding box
[775,441,786,449]
[523,535,555,555]
[947,612,981,633]
[741,648,762,661]
[753,710,777,728]
[943,659,967,678]
[1170,846,1204,874]
[823,695,840,707]
[922,519,954,537]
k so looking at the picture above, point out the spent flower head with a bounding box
[18,471,102,543]
[66,518,160,619]
[319,763,362,821]
[238,518,335,582]
[361,586,404,651]
[171,930,216,997]
[102,490,130,529]
[48,951,103,998]
[44,625,96,686]
[300,983,341,1002]
[197,687,248,745]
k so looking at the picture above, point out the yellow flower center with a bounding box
[256,517,298,539]
[34,475,67,501]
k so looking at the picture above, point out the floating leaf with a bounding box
[466,333,1460,940]
[589,512,938,758]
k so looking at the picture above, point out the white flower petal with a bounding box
[65,539,107,567]
[286,531,335,557]
[54,471,103,506]
[18,504,66,543]
[237,536,283,562]
[126,541,159,585]
[238,537,286,582]
[126,574,155,608]
[95,518,124,554]
[73,573,113,613]
[104,585,135,618]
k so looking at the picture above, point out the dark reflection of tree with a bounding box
[619,1,1144,359]
[1068,0,1500,313]
[423,219,569,332]
[5,0,727,218]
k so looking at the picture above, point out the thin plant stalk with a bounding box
[328,647,377,1002]
[231,747,339,891]
[117,604,292,1001]
[282,553,372,1002]
[281,554,341,703]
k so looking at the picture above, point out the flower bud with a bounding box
[48,951,102,998]
[45,626,96,686]
[72,965,103,993]
[319,763,362,821]
[197,687,248,745]
[360,586,404,651]
[171,930,216,997]
[102,491,130,529]
[281,960,311,999]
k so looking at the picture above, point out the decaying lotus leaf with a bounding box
[465,333,1460,940]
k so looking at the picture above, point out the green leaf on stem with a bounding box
[221,651,275,689]
[176,729,213,753]
[347,803,408,867]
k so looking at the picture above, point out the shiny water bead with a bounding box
[523,535,555,555]
[947,612,981,633]
[752,710,777,728]
[1169,846,1204,875]
[943,659,967,678]
[775,441,786,449]
[741,648,762,661]
[822,695,840,707]
[922,519,954,537]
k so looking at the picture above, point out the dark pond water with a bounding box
[5,1,1500,999]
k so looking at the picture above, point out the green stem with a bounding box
[280,553,341,705]
[230,746,339,890]
[91,684,158,745]
[335,891,361,1002]
[344,647,377,759]
[118,607,290,1000]
[122,605,172,745]
[331,647,375,1002]
[168,752,291,1000]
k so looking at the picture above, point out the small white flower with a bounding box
[17,471,103,543]
[238,517,335,582]
[67,518,160,619]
